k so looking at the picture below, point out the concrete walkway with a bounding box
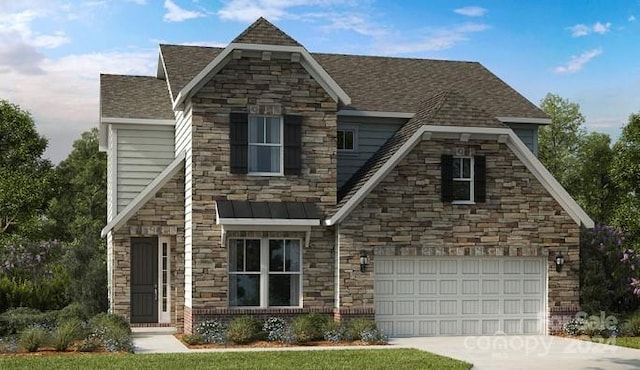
[133,328,640,369]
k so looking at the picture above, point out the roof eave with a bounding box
[325,125,594,228]
[172,43,351,110]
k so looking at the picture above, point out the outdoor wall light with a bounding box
[555,252,565,272]
[360,251,369,273]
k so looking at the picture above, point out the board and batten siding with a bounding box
[337,117,404,188]
[115,125,175,212]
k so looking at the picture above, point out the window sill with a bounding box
[247,172,284,177]
[451,200,476,205]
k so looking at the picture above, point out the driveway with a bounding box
[390,335,640,370]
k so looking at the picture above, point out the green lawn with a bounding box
[610,337,640,349]
[0,349,472,369]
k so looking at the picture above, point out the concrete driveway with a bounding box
[390,335,640,370]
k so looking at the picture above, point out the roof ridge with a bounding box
[231,17,301,47]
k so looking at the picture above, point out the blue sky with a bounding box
[1,0,638,163]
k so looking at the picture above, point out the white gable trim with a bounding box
[497,116,551,125]
[325,125,593,228]
[101,117,175,125]
[100,151,186,237]
[337,110,415,119]
[173,43,351,110]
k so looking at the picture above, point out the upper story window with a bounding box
[230,112,302,176]
[337,127,357,151]
[248,116,282,174]
[441,154,486,204]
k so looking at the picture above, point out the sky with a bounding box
[1,0,639,164]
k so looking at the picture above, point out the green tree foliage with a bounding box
[539,93,586,188]
[48,128,108,314]
[567,132,617,223]
[610,113,640,242]
[0,100,58,238]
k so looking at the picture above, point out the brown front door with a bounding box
[130,237,158,323]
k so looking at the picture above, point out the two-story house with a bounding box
[99,18,593,337]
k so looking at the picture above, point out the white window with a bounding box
[229,238,301,307]
[248,115,282,174]
[337,127,357,151]
[452,156,474,202]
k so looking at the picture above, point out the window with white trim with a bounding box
[452,156,474,202]
[229,238,301,307]
[248,115,282,174]
[337,128,356,151]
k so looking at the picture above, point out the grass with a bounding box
[609,337,640,349]
[0,349,472,369]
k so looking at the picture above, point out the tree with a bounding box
[610,113,640,242]
[0,100,58,238]
[48,128,108,314]
[539,93,586,189]
[567,132,617,223]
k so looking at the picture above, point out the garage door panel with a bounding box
[375,257,546,337]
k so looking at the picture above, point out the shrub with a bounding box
[290,314,328,343]
[182,334,203,345]
[346,318,376,341]
[360,327,388,344]
[55,303,90,324]
[563,318,584,336]
[323,321,347,343]
[195,319,227,344]
[51,318,84,351]
[76,335,102,352]
[89,313,133,352]
[19,325,49,352]
[0,307,56,336]
[0,335,18,353]
[623,310,640,336]
[227,316,261,344]
[263,317,288,342]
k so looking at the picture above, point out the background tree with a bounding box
[566,132,617,224]
[610,113,640,243]
[0,100,58,238]
[539,93,586,189]
[48,128,108,314]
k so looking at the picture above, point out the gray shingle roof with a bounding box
[100,74,173,120]
[231,17,302,47]
[159,44,223,102]
[336,90,504,208]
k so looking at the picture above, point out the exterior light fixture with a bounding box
[360,251,369,273]
[555,252,564,272]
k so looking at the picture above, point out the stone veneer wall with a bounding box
[184,53,337,332]
[110,173,185,331]
[338,139,580,327]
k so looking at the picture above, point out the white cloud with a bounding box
[127,0,148,4]
[317,13,387,37]
[628,15,636,22]
[454,6,487,17]
[554,48,602,74]
[217,0,347,22]
[568,21,611,37]
[163,0,206,22]
[381,23,490,54]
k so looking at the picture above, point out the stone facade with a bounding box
[109,173,185,331]
[184,53,337,332]
[338,139,580,329]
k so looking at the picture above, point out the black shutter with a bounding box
[474,156,486,203]
[441,155,454,202]
[283,115,302,175]
[229,113,248,174]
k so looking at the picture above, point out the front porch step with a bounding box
[132,326,177,335]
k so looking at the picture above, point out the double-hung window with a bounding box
[248,116,282,174]
[229,238,301,307]
[452,156,473,202]
[337,128,356,151]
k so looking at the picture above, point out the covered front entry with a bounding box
[375,256,546,337]
[130,237,158,323]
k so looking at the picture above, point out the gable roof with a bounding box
[231,17,302,46]
[100,74,174,120]
[327,91,594,228]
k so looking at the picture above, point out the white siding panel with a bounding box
[116,127,174,212]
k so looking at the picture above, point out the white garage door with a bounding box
[375,257,546,337]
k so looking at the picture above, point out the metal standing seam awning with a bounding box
[215,200,322,248]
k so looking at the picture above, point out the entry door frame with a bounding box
[130,236,159,323]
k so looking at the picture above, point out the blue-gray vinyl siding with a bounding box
[337,117,405,188]
[506,123,539,156]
